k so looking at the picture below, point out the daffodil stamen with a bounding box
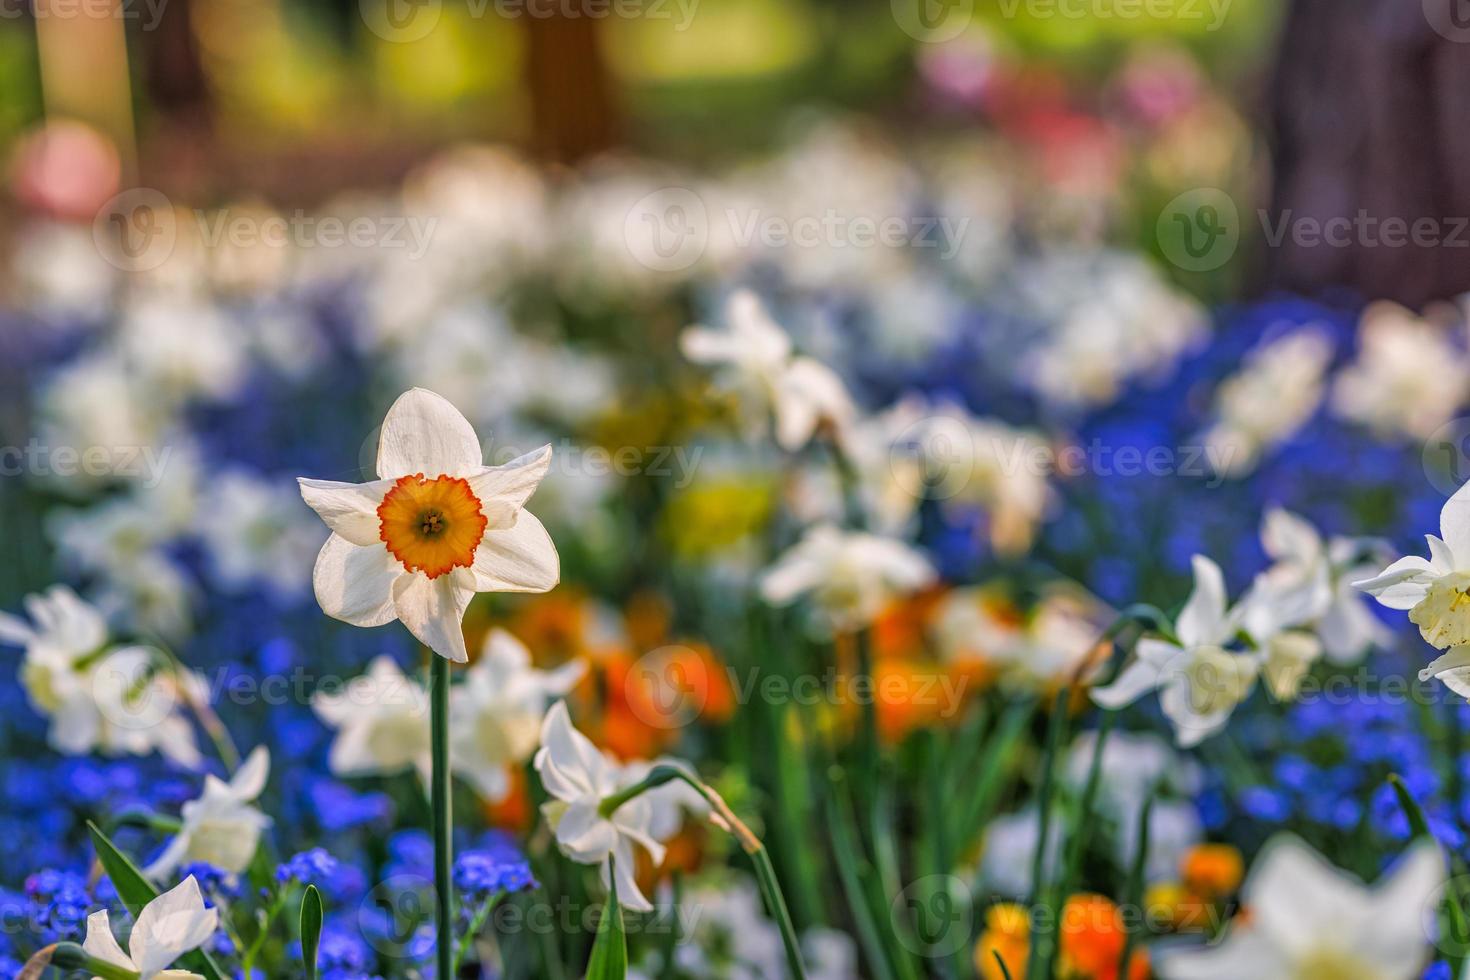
[377,473,488,579]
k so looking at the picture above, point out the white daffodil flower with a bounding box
[1156,835,1442,980]
[1091,556,1259,748]
[680,290,854,452]
[1241,508,1389,666]
[450,629,584,802]
[759,524,935,631]
[1201,330,1333,478]
[1355,480,1470,651]
[1331,301,1470,440]
[145,747,271,880]
[298,387,560,663]
[0,586,202,767]
[533,701,665,913]
[312,655,432,781]
[82,875,219,980]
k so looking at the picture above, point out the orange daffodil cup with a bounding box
[297,387,560,662]
[297,387,560,978]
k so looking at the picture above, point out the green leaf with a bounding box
[585,859,628,980]
[87,821,227,980]
[1389,773,1433,838]
[301,885,324,980]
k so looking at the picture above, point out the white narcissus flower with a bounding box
[145,747,272,880]
[450,629,585,802]
[1155,836,1442,980]
[680,290,854,452]
[533,701,665,913]
[83,875,219,979]
[1356,481,1470,656]
[1201,330,1333,478]
[298,387,560,663]
[312,656,432,781]
[0,586,202,768]
[759,524,935,631]
[1241,508,1389,666]
[1091,556,1259,748]
[1331,301,1470,440]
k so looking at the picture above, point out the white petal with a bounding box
[1428,534,1456,574]
[467,445,552,526]
[376,387,483,480]
[143,833,192,882]
[1442,481,1470,567]
[471,511,559,593]
[0,611,34,646]
[1260,507,1322,564]
[1420,647,1470,700]
[297,478,392,547]
[610,838,655,913]
[1359,840,1444,971]
[555,802,618,861]
[1353,556,1435,610]
[679,326,745,366]
[534,701,606,802]
[230,746,270,800]
[1089,659,1165,710]
[1177,555,1230,646]
[312,536,401,628]
[1154,927,1281,979]
[130,876,219,978]
[391,573,471,663]
[1245,835,1362,954]
[83,909,136,971]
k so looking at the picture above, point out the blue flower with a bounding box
[276,848,339,887]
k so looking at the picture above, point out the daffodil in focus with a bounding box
[312,655,431,780]
[82,875,219,979]
[1091,556,1259,747]
[1155,835,1442,980]
[0,585,203,767]
[450,629,584,802]
[533,701,665,912]
[146,747,271,880]
[297,387,559,662]
[759,524,935,631]
[680,289,854,451]
[1355,480,1470,652]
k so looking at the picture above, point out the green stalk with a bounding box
[604,766,811,980]
[1023,687,1071,980]
[452,892,505,974]
[431,655,454,980]
[1117,795,1153,980]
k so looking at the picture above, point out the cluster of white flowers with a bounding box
[1092,508,1386,746]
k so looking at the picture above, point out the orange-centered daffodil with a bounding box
[378,473,489,578]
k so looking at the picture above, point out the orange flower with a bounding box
[481,767,532,832]
[976,903,1030,980]
[1058,895,1149,980]
[1181,844,1244,898]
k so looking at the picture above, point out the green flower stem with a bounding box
[21,942,140,980]
[431,654,454,980]
[603,766,810,980]
[1023,687,1071,980]
[452,891,505,974]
